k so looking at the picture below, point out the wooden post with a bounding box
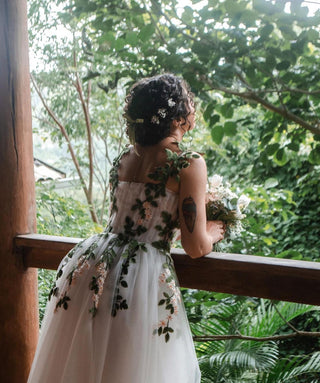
[0,1,39,382]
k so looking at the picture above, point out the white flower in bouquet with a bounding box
[210,174,223,189]
[206,175,250,250]
[238,194,251,210]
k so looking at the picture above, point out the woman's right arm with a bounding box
[178,155,225,258]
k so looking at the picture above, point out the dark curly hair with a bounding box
[123,74,194,146]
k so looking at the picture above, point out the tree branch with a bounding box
[31,75,87,195]
[281,86,320,96]
[142,0,167,45]
[72,50,97,220]
[86,79,91,109]
[250,92,320,135]
[193,330,320,342]
[31,73,99,223]
[202,76,320,135]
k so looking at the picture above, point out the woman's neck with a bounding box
[167,127,185,143]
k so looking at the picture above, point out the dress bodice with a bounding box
[106,146,199,253]
[109,181,179,244]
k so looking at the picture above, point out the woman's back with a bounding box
[117,140,181,193]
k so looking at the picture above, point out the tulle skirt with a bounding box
[28,233,201,383]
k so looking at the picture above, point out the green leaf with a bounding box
[209,114,220,126]
[274,148,288,166]
[276,250,302,259]
[220,104,234,119]
[308,146,320,165]
[181,6,193,24]
[112,38,125,50]
[307,29,319,41]
[192,41,209,57]
[211,126,224,144]
[266,55,276,69]
[265,143,280,156]
[287,142,300,152]
[279,25,297,40]
[260,24,274,39]
[138,24,155,42]
[264,178,279,189]
[125,31,138,46]
[260,133,273,147]
[203,103,216,121]
[224,121,237,136]
[276,61,291,71]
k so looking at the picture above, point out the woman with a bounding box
[28,74,225,383]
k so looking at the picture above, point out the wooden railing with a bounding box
[15,233,320,306]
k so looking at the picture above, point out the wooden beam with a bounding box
[16,234,320,306]
[173,250,320,306]
[0,2,39,382]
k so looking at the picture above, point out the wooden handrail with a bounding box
[15,234,320,306]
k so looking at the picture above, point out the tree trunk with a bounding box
[0,1,39,382]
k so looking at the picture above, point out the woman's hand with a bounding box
[206,220,225,244]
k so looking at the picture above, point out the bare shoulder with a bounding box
[180,152,207,179]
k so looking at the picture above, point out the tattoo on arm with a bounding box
[182,196,197,233]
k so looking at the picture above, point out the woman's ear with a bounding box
[172,116,187,127]
[171,118,181,129]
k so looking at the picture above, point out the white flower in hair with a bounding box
[157,108,167,118]
[168,98,175,107]
[151,115,160,124]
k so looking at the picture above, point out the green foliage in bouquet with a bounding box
[206,197,238,223]
[206,175,250,249]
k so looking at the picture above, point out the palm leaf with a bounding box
[208,342,278,371]
[257,352,320,383]
[246,300,317,337]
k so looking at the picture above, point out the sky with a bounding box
[179,0,320,15]
[294,0,320,14]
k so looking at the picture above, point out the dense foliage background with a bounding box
[29,0,320,381]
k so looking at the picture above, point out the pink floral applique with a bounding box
[92,262,108,309]
[143,201,152,220]
[159,271,167,284]
[154,265,181,341]
[71,255,90,285]
[137,201,153,226]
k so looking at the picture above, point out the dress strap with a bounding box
[148,148,199,184]
[109,146,131,214]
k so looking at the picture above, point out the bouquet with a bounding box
[206,175,250,250]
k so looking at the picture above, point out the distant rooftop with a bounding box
[34,158,66,182]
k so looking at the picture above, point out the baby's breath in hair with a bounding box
[151,115,160,125]
[168,98,175,107]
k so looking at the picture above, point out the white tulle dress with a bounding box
[28,148,201,383]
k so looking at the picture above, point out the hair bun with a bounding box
[124,74,194,146]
